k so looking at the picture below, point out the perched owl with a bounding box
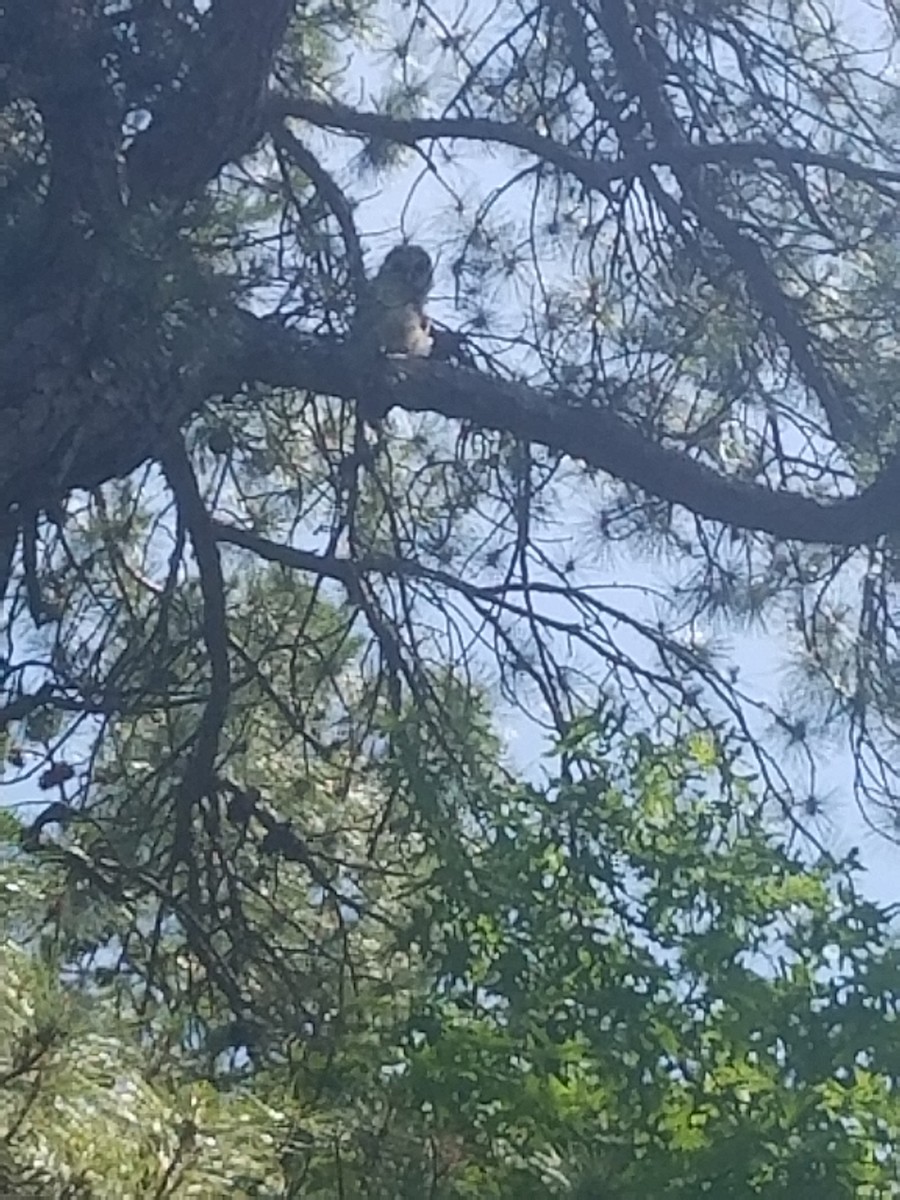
[354,243,434,358]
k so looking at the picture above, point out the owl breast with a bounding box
[378,302,434,357]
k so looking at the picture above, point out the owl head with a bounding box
[375,243,434,304]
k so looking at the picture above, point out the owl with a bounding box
[354,243,434,358]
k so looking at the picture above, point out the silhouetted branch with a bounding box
[278,97,900,201]
[128,0,292,205]
[218,313,900,548]
[161,436,231,868]
[3,304,898,548]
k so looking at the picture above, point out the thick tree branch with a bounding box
[277,97,900,202]
[1,4,125,300]
[128,0,292,205]
[3,305,897,549]
[283,90,891,449]
[217,313,900,548]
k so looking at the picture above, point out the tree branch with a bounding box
[160,436,231,868]
[277,97,900,202]
[3,304,898,549]
[282,90,892,447]
[128,0,292,205]
[217,312,900,548]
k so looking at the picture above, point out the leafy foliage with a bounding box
[4,725,900,1196]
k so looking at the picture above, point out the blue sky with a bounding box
[317,0,900,906]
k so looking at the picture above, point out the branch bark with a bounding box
[2,304,896,549]
[127,0,293,205]
[219,312,900,548]
[276,97,900,202]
